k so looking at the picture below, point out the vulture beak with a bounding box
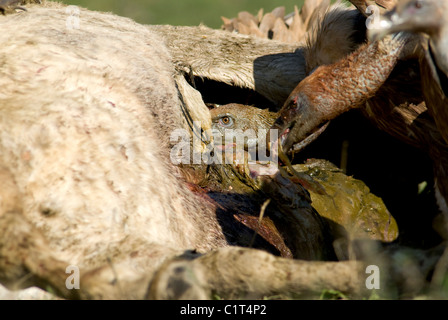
[271,94,305,153]
[271,92,329,155]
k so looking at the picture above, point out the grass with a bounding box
[60,0,305,28]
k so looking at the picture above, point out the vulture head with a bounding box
[368,0,446,41]
[369,0,448,40]
[368,0,448,80]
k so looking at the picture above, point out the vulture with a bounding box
[210,103,277,137]
[272,32,412,151]
[269,0,448,222]
[368,0,448,144]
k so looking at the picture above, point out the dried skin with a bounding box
[221,0,334,44]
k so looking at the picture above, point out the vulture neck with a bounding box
[302,36,408,116]
[313,40,404,112]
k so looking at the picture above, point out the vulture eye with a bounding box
[218,116,234,127]
[414,0,423,9]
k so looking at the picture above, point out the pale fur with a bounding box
[0,3,228,295]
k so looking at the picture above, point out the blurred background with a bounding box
[60,0,305,28]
